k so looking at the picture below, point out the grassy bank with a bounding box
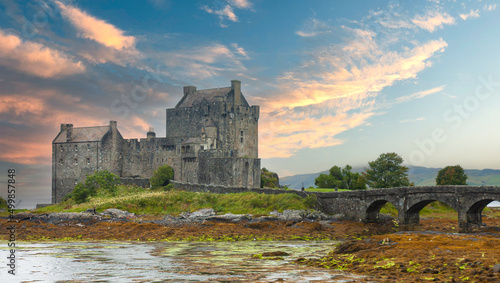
[34,186,317,216]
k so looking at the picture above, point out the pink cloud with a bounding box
[56,1,136,50]
[412,10,455,32]
[0,30,85,78]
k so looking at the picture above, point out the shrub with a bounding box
[0,196,7,209]
[150,164,174,189]
[65,170,120,204]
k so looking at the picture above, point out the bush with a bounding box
[150,164,174,189]
[65,170,120,204]
[0,196,7,209]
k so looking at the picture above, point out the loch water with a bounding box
[0,240,368,282]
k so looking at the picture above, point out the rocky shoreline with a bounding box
[6,208,346,226]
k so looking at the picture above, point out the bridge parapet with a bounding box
[313,185,500,232]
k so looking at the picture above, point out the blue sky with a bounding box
[1,0,500,207]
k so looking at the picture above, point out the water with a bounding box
[0,241,367,282]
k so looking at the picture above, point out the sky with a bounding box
[1,0,500,208]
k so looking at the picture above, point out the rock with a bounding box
[493,264,500,274]
[48,212,94,219]
[262,251,290,257]
[206,213,250,223]
[189,208,216,218]
[280,209,304,221]
[269,210,281,216]
[84,208,97,214]
[304,210,329,220]
[100,208,135,219]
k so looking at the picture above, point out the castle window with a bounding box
[59,159,63,165]
[240,131,244,143]
[87,144,90,150]
[74,179,78,185]
[74,158,78,165]
[74,145,78,151]
[60,145,63,152]
[201,145,204,150]
[87,158,90,165]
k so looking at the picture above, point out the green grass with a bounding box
[380,201,457,218]
[34,185,318,216]
[305,188,352,192]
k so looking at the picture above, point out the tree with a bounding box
[150,164,175,189]
[314,165,366,190]
[363,152,413,188]
[65,170,120,204]
[436,165,468,185]
[261,167,280,188]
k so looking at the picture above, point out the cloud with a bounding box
[396,85,446,103]
[257,31,448,158]
[0,30,85,78]
[231,43,250,59]
[231,0,251,9]
[296,18,332,37]
[412,10,455,32]
[460,10,480,20]
[484,4,497,11]
[202,0,253,27]
[160,43,247,80]
[56,1,136,50]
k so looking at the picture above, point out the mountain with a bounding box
[280,166,500,190]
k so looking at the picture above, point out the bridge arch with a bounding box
[366,199,398,223]
[465,198,498,225]
[404,199,457,225]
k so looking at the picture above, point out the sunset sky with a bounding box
[1,0,500,208]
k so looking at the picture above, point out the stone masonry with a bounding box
[52,80,261,203]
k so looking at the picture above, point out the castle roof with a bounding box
[176,87,232,108]
[53,126,110,143]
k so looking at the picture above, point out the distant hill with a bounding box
[280,166,500,190]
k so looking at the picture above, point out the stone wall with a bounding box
[171,180,310,197]
[120,177,150,188]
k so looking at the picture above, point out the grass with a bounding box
[305,188,353,192]
[380,201,458,219]
[33,185,318,216]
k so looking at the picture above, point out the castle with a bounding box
[52,80,260,203]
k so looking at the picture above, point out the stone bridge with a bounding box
[313,186,500,232]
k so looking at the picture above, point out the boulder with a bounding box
[206,212,251,223]
[189,208,216,218]
[100,208,135,219]
[493,264,500,274]
[280,209,305,221]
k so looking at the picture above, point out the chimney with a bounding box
[231,80,242,106]
[61,124,73,142]
[109,120,117,130]
[183,86,197,96]
[147,127,156,140]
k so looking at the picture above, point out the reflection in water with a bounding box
[0,241,367,282]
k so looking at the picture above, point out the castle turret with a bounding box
[147,127,156,140]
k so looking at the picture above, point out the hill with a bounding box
[280,166,500,190]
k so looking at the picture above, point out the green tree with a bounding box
[314,165,366,190]
[436,165,468,185]
[261,167,280,188]
[363,152,413,188]
[314,173,338,188]
[150,164,175,189]
[66,170,120,204]
[341,165,367,190]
